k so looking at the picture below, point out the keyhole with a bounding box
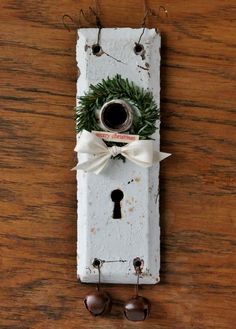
[111,189,124,219]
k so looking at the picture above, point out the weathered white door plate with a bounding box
[76,28,162,284]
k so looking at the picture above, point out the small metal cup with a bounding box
[100,99,133,133]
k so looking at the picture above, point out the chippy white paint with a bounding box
[76,28,161,284]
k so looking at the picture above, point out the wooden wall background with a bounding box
[1,0,236,328]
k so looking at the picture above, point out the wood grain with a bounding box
[0,0,236,328]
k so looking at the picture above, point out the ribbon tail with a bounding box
[120,140,154,168]
[122,152,153,168]
[71,154,111,175]
[154,152,171,162]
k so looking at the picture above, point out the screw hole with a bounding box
[133,257,143,270]
[92,258,101,268]
[134,43,144,55]
[134,260,141,267]
[92,44,103,56]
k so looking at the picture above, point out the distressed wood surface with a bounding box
[0,1,236,328]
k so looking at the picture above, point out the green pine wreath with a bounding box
[75,74,160,144]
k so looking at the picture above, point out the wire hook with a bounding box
[134,259,142,296]
[137,3,168,44]
[159,5,168,18]
[63,8,99,31]
[90,0,102,28]
[89,2,103,47]
[137,8,154,45]
[79,9,94,26]
[62,14,78,32]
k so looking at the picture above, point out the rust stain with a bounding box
[129,207,134,212]
[135,177,141,182]
[141,52,146,60]
[141,268,151,277]
[127,179,134,184]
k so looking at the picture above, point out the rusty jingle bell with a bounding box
[123,259,151,321]
[124,295,151,321]
[84,259,112,316]
[84,290,112,316]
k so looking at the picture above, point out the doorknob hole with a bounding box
[100,100,133,132]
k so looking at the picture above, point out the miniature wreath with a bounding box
[75,74,160,144]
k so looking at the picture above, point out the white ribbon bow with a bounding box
[72,130,171,174]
